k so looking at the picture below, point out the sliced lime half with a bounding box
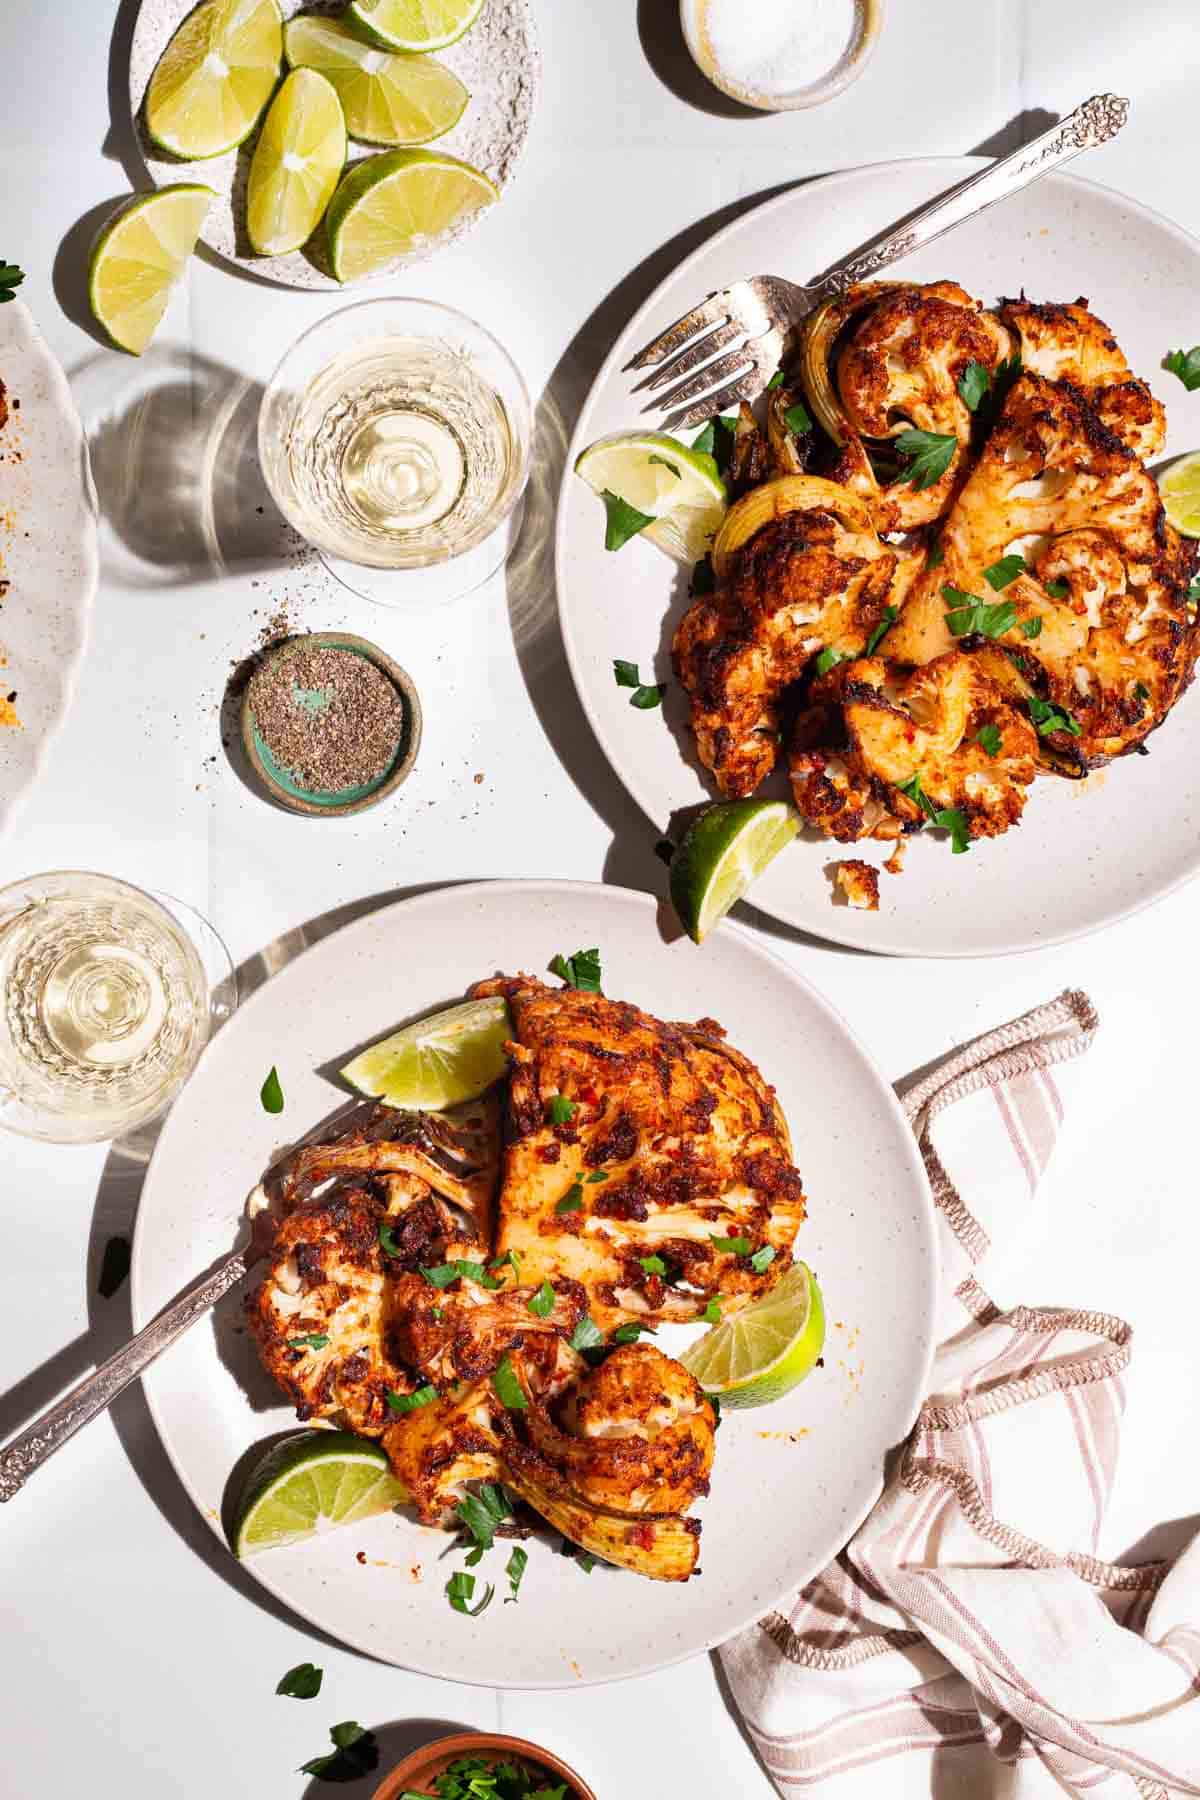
[246,67,346,256]
[284,15,469,146]
[1159,450,1200,540]
[347,0,486,53]
[144,0,283,160]
[574,431,727,565]
[234,1430,409,1555]
[341,995,511,1110]
[88,186,215,355]
[669,800,799,944]
[680,1262,825,1409]
[325,148,498,281]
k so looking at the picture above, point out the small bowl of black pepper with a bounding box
[241,631,422,816]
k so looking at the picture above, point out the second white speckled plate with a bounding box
[132,880,936,1687]
[128,0,539,290]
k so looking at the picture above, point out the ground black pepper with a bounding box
[248,644,406,792]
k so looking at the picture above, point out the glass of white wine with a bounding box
[258,298,532,606]
[0,872,235,1145]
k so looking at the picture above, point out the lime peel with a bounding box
[347,0,486,53]
[680,1262,825,1409]
[234,1430,409,1555]
[670,799,800,943]
[325,148,498,282]
[341,995,511,1110]
[1159,451,1200,541]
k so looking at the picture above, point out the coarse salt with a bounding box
[702,0,862,99]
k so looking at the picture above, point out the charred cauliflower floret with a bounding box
[997,297,1166,458]
[389,1267,587,1389]
[790,653,1038,844]
[382,1379,506,1525]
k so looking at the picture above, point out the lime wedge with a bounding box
[284,15,468,146]
[347,0,485,53]
[680,1262,825,1409]
[246,68,346,256]
[88,186,215,355]
[341,995,511,1109]
[574,431,727,566]
[325,148,498,281]
[1159,451,1200,540]
[144,0,283,160]
[669,800,799,944]
[234,1430,409,1555]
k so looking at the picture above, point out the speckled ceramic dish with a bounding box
[0,302,97,837]
[680,0,885,112]
[127,0,539,290]
[240,630,421,815]
[131,880,936,1687]
[372,1732,596,1800]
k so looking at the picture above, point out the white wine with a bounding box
[0,875,210,1143]
[277,335,516,569]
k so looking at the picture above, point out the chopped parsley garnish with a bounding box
[601,489,653,551]
[299,1722,379,1782]
[276,1661,322,1699]
[638,1254,667,1275]
[558,1539,597,1573]
[1044,579,1069,599]
[709,1394,722,1428]
[711,1234,751,1255]
[445,1570,495,1617]
[387,1384,438,1414]
[549,947,602,992]
[934,808,971,854]
[455,1483,513,1553]
[975,724,1003,758]
[613,1322,647,1343]
[98,1234,131,1298]
[692,413,738,472]
[766,369,785,390]
[569,1315,603,1351]
[527,1278,556,1318]
[406,1754,567,1799]
[942,584,1016,640]
[612,658,665,707]
[492,1353,528,1411]
[1135,681,1150,700]
[504,1546,528,1603]
[379,1221,403,1258]
[548,1094,576,1124]
[815,646,847,676]
[648,453,680,479]
[864,606,898,655]
[431,1306,444,1322]
[585,1170,609,1183]
[749,1245,777,1274]
[896,427,957,491]
[0,262,25,304]
[899,771,934,815]
[555,1187,583,1214]
[1020,615,1043,639]
[489,1249,522,1278]
[289,1332,330,1351]
[630,682,665,709]
[260,1065,284,1113]
[421,1259,501,1290]
[983,553,1026,590]
[975,353,1023,427]
[613,658,640,687]
[957,360,991,412]
[1027,694,1082,737]
[701,1299,722,1324]
[927,540,944,568]
[1188,576,1200,603]
[784,400,813,435]
[1164,346,1200,392]
[692,556,716,595]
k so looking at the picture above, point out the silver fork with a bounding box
[628,95,1130,431]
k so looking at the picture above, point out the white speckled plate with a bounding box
[557,162,1200,956]
[132,881,936,1688]
[128,0,538,289]
[0,302,97,835]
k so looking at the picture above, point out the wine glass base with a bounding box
[320,492,527,608]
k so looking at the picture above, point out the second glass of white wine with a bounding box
[258,298,532,606]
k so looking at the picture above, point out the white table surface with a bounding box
[4,2,1200,1794]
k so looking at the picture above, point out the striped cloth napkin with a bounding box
[721,991,1200,1798]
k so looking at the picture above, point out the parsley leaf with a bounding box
[378,1221,403,1258]
[613,1322,647,1343]
[898,771,935,817]
[527,1278,556,1318]
[1134,681,1150,700]
[558,1538,597,1573]
[976,353,1023,428]
[1164,346,1200,392]
[702,1299,722,1324]
[1020,615,1043,639]
[766,369,785,390]
[489,1249,522,1279]
[548,1094,576,1124]
[983,553,1026,590]
[98,1234,131,1298]
[648,453,680,479]
[289,1332,331,1350]
[692,414,737,473]
[932,807,970,854]
[815,646,847,676]
[975,724,1003,758]
[957,361,991,412]
[492,1353,528,1411]
[446,1570,495,1617]
[784,401,813,435]
[711,1234,751,1255]
[896,427,957,491]
[260,1066,284,1113]
[387,1384,438,1414]
[602,489,653,551]
[276,1662,322,1699]
[864,606,898,655]
[942,584,1016,640]
[1027,694,1082,737]
[0,262,25,304]
[613,658,641,687]
[1044,578,1069,599]
[629,682,665,710]
[299,1722,379,1782]
[455,1483,513,1552]
[692,556,716,595]
[555,1187,583,1214]
[749,1245,777,1274]
[1188,576,1200,603]
[569,1315,603,1351]
[549,947,602,992]
[421,1259,501,1290]
[638,1254,667,1275]
[585,1170,609,1183]
[505,1545,528,1603]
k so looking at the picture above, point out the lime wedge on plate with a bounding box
[669,800,799,943]
[574,431,727,565]
[246,68,346,256]
[145,0,283,160]
[680,1262,825,1409]
[347,0,485,53]
[284,15,468,146]
[89,186,215,354]
[234,1430,408,1555]
[341,995,511,1109]
[325,148,498,281]
[1159,451,1200,539]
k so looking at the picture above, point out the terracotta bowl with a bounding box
[371,1731,597,1800]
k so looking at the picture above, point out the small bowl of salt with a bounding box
[680,0,885,112]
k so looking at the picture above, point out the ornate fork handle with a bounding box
[0,1245,250,1502]
[809,94,1130,304]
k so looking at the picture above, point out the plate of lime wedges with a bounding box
[127,0,539,289]
[131,879,935,1687]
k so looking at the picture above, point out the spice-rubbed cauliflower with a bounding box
[790,652,1038,845]
[997,297,1166,459]
[389,1267,586,1390]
